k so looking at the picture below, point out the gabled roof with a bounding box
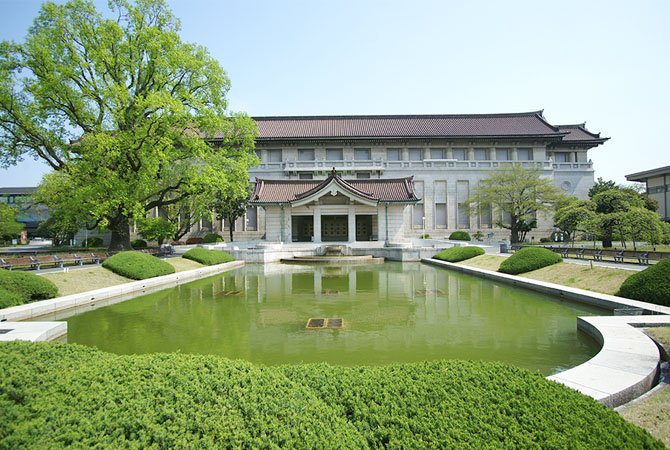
[250,170,419,205]
[555,124,609,144]
[250,111,566,140]
[626,165,670,182]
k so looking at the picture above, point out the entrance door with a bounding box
[355,215,373,241]
[291,216,314,242]
[321,215,348,242]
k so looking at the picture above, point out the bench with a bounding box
[575,248,585,259]
[32,255,66,270]
[0,258,11,270]
[556,248,569,258]
[637,252,650,265]
[593,250,603,261]
[613,251,625,263]
[1,257,40,270]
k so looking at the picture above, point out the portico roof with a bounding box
[250,170,420,206]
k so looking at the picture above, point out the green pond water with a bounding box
[64,262,607,375]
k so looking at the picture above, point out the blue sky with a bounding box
[0,0,668,186]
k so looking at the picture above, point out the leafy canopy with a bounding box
[0,204,24,239]
[0,0,257,250]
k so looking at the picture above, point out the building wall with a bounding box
[647,174,669,221]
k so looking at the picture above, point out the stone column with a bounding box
[348,209,356,242]
[314,207,322,243]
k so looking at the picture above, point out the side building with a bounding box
[240,111,607,243]
[626,166,670,222]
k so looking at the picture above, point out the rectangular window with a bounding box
[326,148,343,160]
[387,148,401,161]
[246,207,257,231]
[474,148,489,160]
[298,148,315,161]
[517,148,532,161]
[354,148,371,160]
[453,148,467,161]
[430,148,446,159]
[298,173,313,179]
[267,149,282,162]
[479,204,492,228]
[413,204,424,228]
[409,148,423,161]
[457,180,469,229]
[554,152,569,163]
[495,149,510,161]
[435,203,447,227]
[356,172,371,179]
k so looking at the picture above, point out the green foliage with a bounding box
[0,204,24,240]
[498,247,563,275]
[554,199,596,242]
[449,231,471,241]
[0,270,59,306]
[137,218,176,246]
[210,184,252,242]
[201,233,225,243]
[82,237,103,248]
[433,246,485,262]
[130,239,148,249]
[588,177,618,198]
[0,0,258,250]
[617,258,670,306]
[102,251,174,280]
[0,342,662,449]
[473,230,484,241]
[419,233,431,239]
[182,248,234,266]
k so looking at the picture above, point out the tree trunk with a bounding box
[602,237,613,248]
[228,218,234,242]
[509,218,519,243]
[108,216,132,251]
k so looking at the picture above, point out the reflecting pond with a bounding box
[64,262,607,375]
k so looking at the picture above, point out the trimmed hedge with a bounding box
[498,247,562,275]
[0,342,662,449]
[433,246,485,262]
[0,270,59,308]
[102,251,175,280]
[202,233,225,244]
[130,239,148,249]
[182,248,234,266]
[617,258,670,306]
[449,231,471,241]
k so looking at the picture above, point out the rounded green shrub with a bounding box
[0,270,59,306]
[102,251,175,280]
[202,233,225,244]
[617,258,670,306]
[182,248,234,266]
[130,239,148,249]
[82,237,104,248]
[498,247,562,275]
[433,246,485,262]
[0,286,24,308]
[449,231,471,241]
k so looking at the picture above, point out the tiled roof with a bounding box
[555,124,606,142]
[251,171,419,204]
[251,111,562,140]
[0,187,37,195]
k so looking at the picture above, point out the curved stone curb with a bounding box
[423,258,670,407]
[0,260,245,341]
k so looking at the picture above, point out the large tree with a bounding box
[210,184,252,242]
[0,204,24,241]
[467,165,564,243]
[554,199,596,245]
[0,0,257,250]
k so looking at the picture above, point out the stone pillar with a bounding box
[348,209,356,242]
[314,207,322,243]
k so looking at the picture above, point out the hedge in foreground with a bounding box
[0,342,662,449]
[433,246,485,262]
[0,270,59,308]
[101,251,175,280]
[182,248,234,266]
[617,258,670,306]
[498,247,562,275]
[449,231,471,241]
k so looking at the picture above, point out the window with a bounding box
[299,173,313,179]
[453,148,467,161]
[298,148,315,161]
[387,148,401,161]
[412,204,424,228]
[553,152,569,163]
[435,203,447,227]
[457,204,469,228]
[354,148,371,160]
[479,204,492,228]
[267,149,282,162]
[495,149,510,161]
[517,148,532,161]
[356,172,371,179]
[474,148,489,160]
[409,148,423,161]
[326,148,343,160]
[246,207,257,231]
[430,148,446,159]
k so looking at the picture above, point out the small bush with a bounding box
[0,286,25,308]
[539,237,552,243]
[202,233,225,244]
[449,231,471,241]
[82,237,104,248]
[433,246,485,262]
[131,239,148,249]
[617,258,670,306]
[0,270,59,307]
[185,237,203,245]
[419,233,431,239]
[182,248,234,266]
[498,247,562,275]
[102,251,175,280]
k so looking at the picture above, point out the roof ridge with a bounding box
[252,111,545,121]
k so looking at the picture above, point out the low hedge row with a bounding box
[617,258,670,306]
[130,239,148,249]
[101,251,175,280]
[201,233,225,243]
[0,342,662,448]
[182,248,235,266]
[498,247,562,275]
[0,270,59,308]
[433,246,485,262]
[449,231,471,241]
